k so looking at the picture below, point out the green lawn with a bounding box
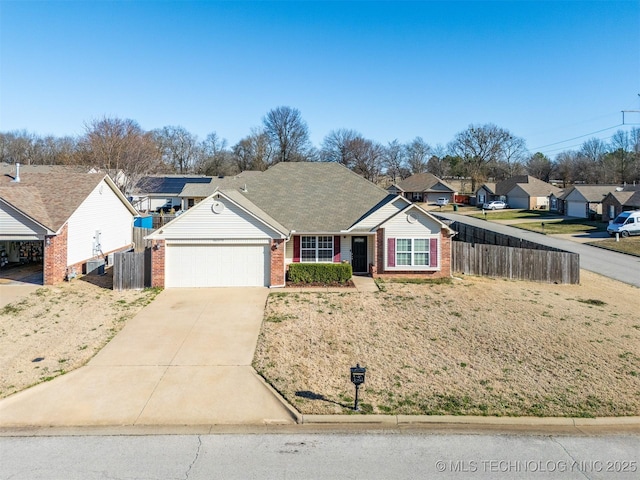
[513,218,606,234]
[468,209,559,221]
[587,236,640,256]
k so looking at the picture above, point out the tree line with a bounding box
[1,106,639,194]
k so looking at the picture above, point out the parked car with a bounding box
[607,210,640,237]
[436,197,449,206]
[483,201,508,210]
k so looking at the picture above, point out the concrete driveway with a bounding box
[0,288,297,427]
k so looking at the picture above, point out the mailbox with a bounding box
[350,364,366,386]
[350,363,366,411]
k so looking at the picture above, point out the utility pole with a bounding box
[621,94,640,125]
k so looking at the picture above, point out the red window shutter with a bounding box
[387,238,396,267]
[333,236,341,263]
[429,238,438,268]
[293,236,300,263]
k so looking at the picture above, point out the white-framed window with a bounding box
[396,238,430,266]
[301,235,334,262]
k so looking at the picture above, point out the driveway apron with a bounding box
[0,288,297,426]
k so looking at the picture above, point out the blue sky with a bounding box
[1,1,639,158]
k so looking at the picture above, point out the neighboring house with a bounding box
[146,162,455,288]
[178,171,262,209]
[560,185,622,218]
[131,175,213,212]
[389,173,456,204]
[602,187,640,222]
[476,176,561,210]
[0,166,138,285]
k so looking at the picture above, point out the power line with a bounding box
[530,124,623,151]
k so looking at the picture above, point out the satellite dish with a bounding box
[407,213,418,224]
[211,201,225,214]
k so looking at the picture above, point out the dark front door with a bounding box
[351,236,368,273]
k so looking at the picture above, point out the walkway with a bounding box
[0,288,297,427]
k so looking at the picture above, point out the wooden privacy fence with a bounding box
[113,250,151,290]
[452,242,580,284]
[451,222,568,252]
[132,227,154,252]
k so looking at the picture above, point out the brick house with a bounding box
[602,188,640,222]
[146,162,455,288]
[0,166,138,285]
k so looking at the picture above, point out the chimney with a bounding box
[12,163,20,183]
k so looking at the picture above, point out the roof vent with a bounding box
[241,184,248,192]
[11,163,20,183]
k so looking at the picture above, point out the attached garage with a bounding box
[165,241,271,287]
[146,191,288,288]
[566,201,587,218]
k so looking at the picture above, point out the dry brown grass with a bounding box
[254,271,640,417]
[0,274,160,399]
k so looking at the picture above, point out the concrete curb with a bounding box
[301,414,640,426]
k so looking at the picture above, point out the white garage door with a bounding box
[166,243,270,287]
[567,202,586,218]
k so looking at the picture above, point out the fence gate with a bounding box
[113,249,151,290]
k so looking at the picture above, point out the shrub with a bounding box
[288,263,352,284]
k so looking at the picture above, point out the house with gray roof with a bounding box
[0,164,138,284]
[146,162,455,288]
[560,184,623,218]
[389,173,456,204]
[476,176,561,210]
[601,186,640,222]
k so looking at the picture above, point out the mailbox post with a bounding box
[350,364,366,411]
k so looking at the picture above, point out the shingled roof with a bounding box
[395,173,455,193]
[224,162,395,233]
[0,172,116,232]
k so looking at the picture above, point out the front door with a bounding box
[351,236,368,273]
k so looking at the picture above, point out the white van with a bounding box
[607,210,640,237]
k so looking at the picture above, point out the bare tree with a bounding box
[152,125,199,173]
[232,129,273,172]
[578,137,608,181]
[405,137,432,174]
[81,117,164,194]
[320,128,360,166]
[607,130,633,184]
[263,106,312,163]
[196,132,235,176]
[447,124,514,191]
[349,137,384,183]
[526,152,555,183]
[383,139,406,183]
[500,135,528,178]
[556,150,578,188]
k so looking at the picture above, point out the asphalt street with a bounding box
[1,431,639,479]
[436,212,640,288]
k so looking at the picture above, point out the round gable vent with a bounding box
[211,201,225,214]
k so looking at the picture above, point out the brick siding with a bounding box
[270,239,285,287]
[150,240,165,288]
[43,224,68,285]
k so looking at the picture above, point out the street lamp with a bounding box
[350,364,366,411]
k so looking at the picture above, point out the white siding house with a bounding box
[66,180,134,266]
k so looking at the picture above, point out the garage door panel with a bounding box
[166,244,270,287]
[567,202,586,218]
